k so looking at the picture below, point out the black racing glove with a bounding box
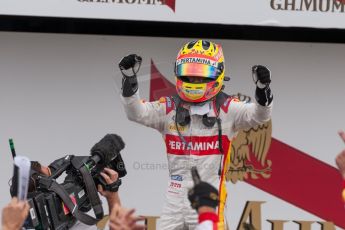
[188,182,219,210]
[188,167,219,210]
[118,54,142,97]
[252,65,273,106]
[252,65,271,87]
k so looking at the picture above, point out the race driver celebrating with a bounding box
[118,40,273,229]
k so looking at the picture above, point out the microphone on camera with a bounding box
[90,134,125,165]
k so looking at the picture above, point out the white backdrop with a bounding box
[0,32,345,229]
[1,0,345,29]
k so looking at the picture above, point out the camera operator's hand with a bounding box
[98,168,121,210]
[2,197,29,230]
[109,204,145,230]
[98,168,119,197]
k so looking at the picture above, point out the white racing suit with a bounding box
[121,91,272,230]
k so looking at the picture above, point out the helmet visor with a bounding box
[175,62,222,79]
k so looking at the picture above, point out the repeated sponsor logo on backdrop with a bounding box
[75,0,345,15]
[270,0,345,13]
[75,0,345,14]
[77,0,176,12]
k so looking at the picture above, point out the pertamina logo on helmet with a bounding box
[176,58,218,67]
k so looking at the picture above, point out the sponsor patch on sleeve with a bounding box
[165,96,174,114]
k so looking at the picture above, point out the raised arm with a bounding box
[230,65,273,131]
[118,54,166,132]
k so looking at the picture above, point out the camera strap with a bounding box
[79,165,104,219]
[40,156,104,225]
[48,179,101,225]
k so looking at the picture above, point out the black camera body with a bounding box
[25,182,86,230]
[12,134,127,230]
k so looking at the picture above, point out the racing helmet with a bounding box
[174,40,225,103]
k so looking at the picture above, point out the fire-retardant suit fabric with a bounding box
[121,91,272,229]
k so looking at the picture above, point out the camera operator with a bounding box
[36,164,123,230]
[9,134,145,230]
[35,163,144,230]
[35,164,122,208]
[36,163,122,207]
[2,197,29,230]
